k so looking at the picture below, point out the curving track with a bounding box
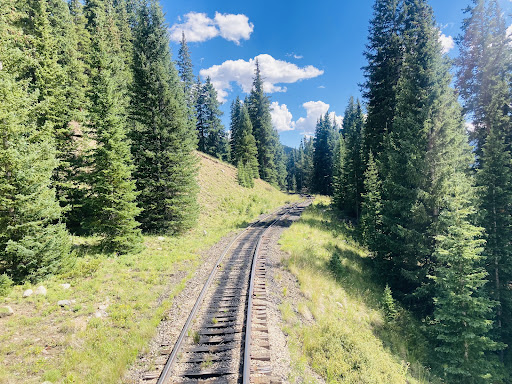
[141,200,310,384]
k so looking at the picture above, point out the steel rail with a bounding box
[156,204,293,384]
[242,203,297,383]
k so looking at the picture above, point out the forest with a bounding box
[0,0,511,382]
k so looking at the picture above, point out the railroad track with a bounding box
[142,200,310,384]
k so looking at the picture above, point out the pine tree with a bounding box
[456,0,512,158]
[130,0,199,234]
[477,127,512,362]
[332,133,346,209]
[378,0,473,305]
[273,134,288,190]
[236,104,259,182]
[229,97,243,164]
[247,61,277,184]
[0,2,70,281]
[195,77,229,160]
[85,0,142,253]
[177,31,195,106]
[340,98,365,218]
[456,0,512,362]
[360,152,383,254]
[362,0,404,164]
[312,114,338,195]
[431,173,497,383]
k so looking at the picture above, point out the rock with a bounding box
[0,306,14,318]
[94,311,103,318]
[157,236,165,241]
[35,286,47,296]
[98,303,108,310]
[60,283,71,290]
[42,381,53,384]
[58,300,72,307]
[203,230,207,236]
[336,301,343,309]
[23,289,33,298]
[157,247,162,250]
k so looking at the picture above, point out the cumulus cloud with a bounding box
[200,54,324,102]
[169,12,253,44]
[269,100,342,135]
[270,102,294,132]
[294,101,330,135]
[439,32,455,53]
[214,13,254,45]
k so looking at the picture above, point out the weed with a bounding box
[0,274,13,297]
[200,354,213,369]
[211,317,218,324]
[191,330,200,344]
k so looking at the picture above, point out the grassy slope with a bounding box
[0,152,296,384]
[279,197,440,384]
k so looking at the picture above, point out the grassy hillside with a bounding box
[279,197,440,384]
[0,152,296,384]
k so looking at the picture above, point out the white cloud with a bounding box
[214,13,254,45]
[318,85,326,89]
[465,121,475,132]
[439,32,455,53]
[169,12,218,43]
[200,54,324,103]
[169,12,253,44]
[270,102,294,132]
[294,101,330,135]
[507,24,512,39]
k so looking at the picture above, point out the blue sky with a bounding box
[159,0,512,148]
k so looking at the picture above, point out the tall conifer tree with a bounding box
[340,97,365,218]
[85,0,142,253]
[362,0,404,164]
[247,61,277,184]
[195,77,229,161]
[456,0,512,361]
[130,0,199,234]
[0,2,70,281]
[312,114,338,195]
[431,174,497,383]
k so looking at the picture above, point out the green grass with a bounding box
[0,152,297,384]
[279,197,440,384]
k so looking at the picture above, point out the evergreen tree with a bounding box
[378,0,473,306]
[0,2,70,281]
[340,98,365,218]
[195,77,229,161]
[360,152,383,254]
[456,0,512,158]
[362,0,404,164]
[177,31,195,106]
[130,0,199,234]
[273,133,288,190]
[431,173,497,383]
[312,114,338,195]
[477,127,512,362]
[229,97,243,163]
[85,0,142,253]
[234,104,259,183]
[332,133,346,209]
[456,0,512,362]
[247,61,277,184]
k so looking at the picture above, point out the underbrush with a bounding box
[0,153,297,384]
[279,197,440,384]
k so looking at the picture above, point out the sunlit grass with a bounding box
[279,197,440,384]
[0,152,297,384]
